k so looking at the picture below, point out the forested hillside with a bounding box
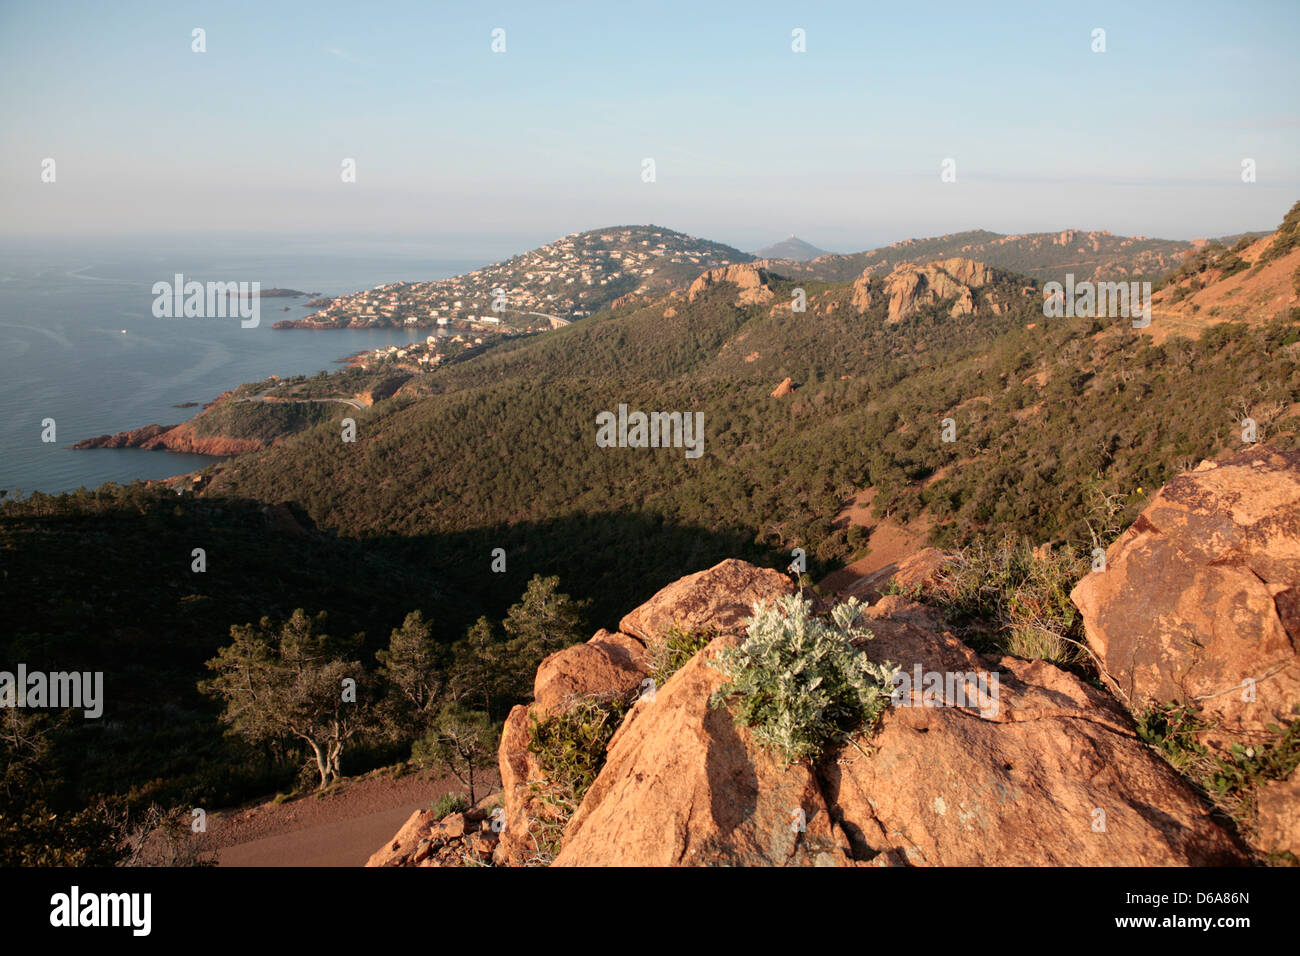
[775,228,1206,285]
[3,207,1298,863]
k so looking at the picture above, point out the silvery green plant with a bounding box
[709,595,901,765]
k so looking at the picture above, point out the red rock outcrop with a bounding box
[531,629,648,716]
[852,257,1003,322]
[687,263,776,305]
[365,533,1279,867]
[822,598,1246,866]
[770,377,794,398]
[495,559,789,864]
[72,420,265,456]
[494,628,651,865]
[1070,445,1300,749]
[550,588,1245,866]
[553,635,851,866]
[494,705,545,866]
[617,558,794,645]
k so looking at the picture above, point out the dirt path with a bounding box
[199,766,502,867]
[818,487,932,596]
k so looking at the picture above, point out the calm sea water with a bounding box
[0,237,485,495]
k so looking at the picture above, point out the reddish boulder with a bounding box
[819,600,1247,866]
[365,796,503,868]
[532,630,648,715]
[553,636,851,866]
[1255,769,1300,859]
[618,558,794,645]
[687,263,775,305]
[1070,446,1300,748]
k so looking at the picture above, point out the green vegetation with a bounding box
[709,595,899,765]
[524,692,631,864]
[201,609,369,789]
[431,791,470,819]
[528,693,629,804]
[0,506,589,861]
[190,397,344,443]
[1135,701,1214,777]
[1137,701,1300,860]
[412,705,498,805]
[0,707,121,865]
[647,626,716,687]
[192,272,1300,612]
[899,536,1092,668]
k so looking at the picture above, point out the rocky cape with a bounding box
[71,400,265,457]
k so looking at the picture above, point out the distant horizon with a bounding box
[0,201,1290,266]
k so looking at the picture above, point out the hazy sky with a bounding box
[1,0,1297,256]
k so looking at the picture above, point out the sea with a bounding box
[0,236,486,496]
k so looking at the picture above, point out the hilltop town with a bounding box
[273,225,751,334]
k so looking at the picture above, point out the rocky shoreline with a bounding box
[71,420,265,457]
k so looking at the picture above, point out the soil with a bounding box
[196,766,502,867]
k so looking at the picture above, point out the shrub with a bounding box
[430,792,470,819]
[1209,713,1300,815]
[527,693,629,804]
[1137,701,1300,860]
[524,693,631,865]
[708,595,900,765]
[647,625,715,687]
[907,536,1091,667]
[1135,700,1213,777]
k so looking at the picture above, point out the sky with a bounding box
[1,0,1297,257]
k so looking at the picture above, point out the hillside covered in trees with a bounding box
[3,204,1298,864]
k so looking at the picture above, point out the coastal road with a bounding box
[235,388,366,410]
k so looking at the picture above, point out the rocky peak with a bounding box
[369,450,1300,866]
[484,549,1262,865]
[852,257,1003,321]
[687,262,777,305]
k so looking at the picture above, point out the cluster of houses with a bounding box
[302,227,737,335]
[361,331,495,372]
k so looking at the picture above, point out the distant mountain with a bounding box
[276,225,753,330]
[765,228,1197,285]
[752,235,831,261]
